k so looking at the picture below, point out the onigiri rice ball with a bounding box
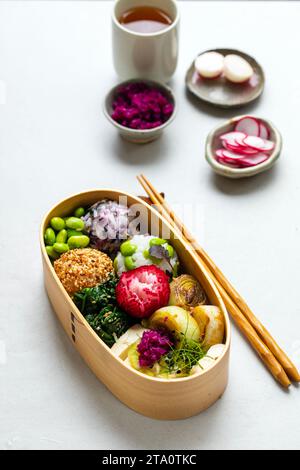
[114,234,179,277]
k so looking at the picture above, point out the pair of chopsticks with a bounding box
[137,174,300,388]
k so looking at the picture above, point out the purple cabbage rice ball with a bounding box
[82,200,135,257]
[111,82,174,130]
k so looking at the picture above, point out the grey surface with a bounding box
[1,1,300,450]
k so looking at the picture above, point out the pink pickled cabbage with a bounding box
[137,330,172,368]
[111,82,174,130]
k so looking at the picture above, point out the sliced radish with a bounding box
[220,131,246,149]
[243,135,275,152]
[223,141,244,152]
[222,142,257,155]
[217,157,243,168]
[215,149,226,159]
[220,131,246,141]
[222,149,249,161]
[237,153,269,167]
[235,117,260,136]
[259,122,270,140]
[223,55,253,83]
[195,52,224,79]
[218,149,269,167]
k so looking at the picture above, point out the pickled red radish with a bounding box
[195,52,224,78]
[223,55,253,83]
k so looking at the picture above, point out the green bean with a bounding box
[65,217,85,231]
[68,235,90,249]
[56,229,68,244]
[50,217,65,231]
[46,245,60,259]
[74,207,85,218]
[44,227,56,246]
[53,243,69,254]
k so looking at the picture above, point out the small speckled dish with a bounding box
[103,79,177,144]
[186,48,265,108]
[205,115,282,178]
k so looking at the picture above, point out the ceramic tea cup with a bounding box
[112,0,180,83]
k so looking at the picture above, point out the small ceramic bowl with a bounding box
[205,115,282,178]
[186,48,265,109]
[103,79,177,144]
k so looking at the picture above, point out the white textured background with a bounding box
[0,1,300,450]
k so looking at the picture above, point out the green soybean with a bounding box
[50,217,65,231]
[56,229,68,244]
[120,241,137,257]
[166,244,174,258]
[143,249,150,259]
[53,242,69,254]
[113,257,118,272]
[44,227,56,246]
[66,217,85,231]
[68,235,90,249]
[150,237,167,247]
[124,256,136,270]
[67,229,83,238]
[46,245,60,260]
[74,207,85,218]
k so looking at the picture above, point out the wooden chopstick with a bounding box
[137,174,299,387]
[138,175,300,383]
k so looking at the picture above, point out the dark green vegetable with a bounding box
[74,273,118,316]
[85,306,132,348]
[74,274,132,347]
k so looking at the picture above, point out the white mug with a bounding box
[112,0,179,83]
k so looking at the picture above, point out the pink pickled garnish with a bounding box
[111,82,174,130]
[137,330,172,368]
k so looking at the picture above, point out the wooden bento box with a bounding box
[40,189,231,420]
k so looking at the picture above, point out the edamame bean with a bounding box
[120,241,137,257]
[53,243,69,254]
[50,217,65,231]
[46,245,60,259]
[149,237,167,247]
[56,229,68,244]
[124,256,136,270]
[166,244,174,258]
[66,217,85,231]
[44,227,56,246]
[67,229,83,238]
[68,235,90,249]
[74,207,85,218]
